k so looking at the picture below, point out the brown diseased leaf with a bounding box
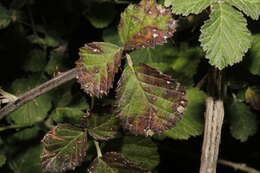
[88,152,147,173]
[41,124,87,173]
[118,0,176,50]
[116,63,187,136]
[75,42,123,97]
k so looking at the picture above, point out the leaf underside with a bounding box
[199,2,251,70]
[164,0,215,16]
[88,152,147,173]
[118,0,176,50]
[76,42,123,97]
[116,63,187,136]
[41,124,87,173]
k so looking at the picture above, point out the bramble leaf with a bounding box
[116,62,187,136]
[245,87,260,110]
[8,75,52,125]
[118,0,176,50]
[76,42,123,97]
[121,136,159,170]
[41,124,87,173]
[0,5,12,29]
[164,0,215,16]
[103,27,122,46]
[23,49,47,72]
[9,145,42,173]
[227,99,257,142]
[0,154,6,167]
[163,88,206,139]
[247,34,260,75]
[87,114,121,141]
[88,152,147,173]
[84,3,116,29]
[199,2,251,70]
[227,0,260,20]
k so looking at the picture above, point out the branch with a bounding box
[218,159,260,173]
[199,68,224,173]
[0,68,78,120]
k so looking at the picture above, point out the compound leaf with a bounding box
[227,100,257,142]
[88,152,147,173]
[121,136,159,170]
[8,75,52,125]
[116,61,187,136]
[118,0,176,50]
[163,88,206,139]
[165,0,215,16]
[87,114,121,141]
[41,124,87,173]
[199,2,251,70]
[227,0,260,20]
[76,42,123,97]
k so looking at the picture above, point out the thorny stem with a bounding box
[0,68,78,120]
[218,159,260,173]
[94,140,102,158]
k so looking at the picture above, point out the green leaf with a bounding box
[41,124,88,173]
[245,87,260,110]
[0,154,6,167]
[87,114,121,141]
[0,5,12,29]
[247,34,260,75]
[76,42,123,97]
[118,0,176,50]
[51,93,89,125]
[23,49,47,72]
[165,0,215,16]
[199,2,252,70]
[8,75,52,125]
[103,27,122,46]
[45,46,69,75]
[9,145,42,173]
[130,43,203,86]
[88,152,147,173]
[227,0,260,20]
[84,3,116,29]
[116,62,187,136]
[11,126,41,141]
[130,44,178,73]
[121,136,159,170]
[163,88,206,139]
[27,31,62,48]
[227,99,258,142]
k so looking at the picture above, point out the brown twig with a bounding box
[199,68,224,173]
[218,159,260,173]
[0,68,78,120]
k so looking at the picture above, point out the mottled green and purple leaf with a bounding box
[41,124,87,173]
[88,152,147,173]
[116,62,187,136]
[76,42,123,97]
[118,0,176,50]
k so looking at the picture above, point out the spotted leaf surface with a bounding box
[87,114,121,141]
[41,124,87,173]
[116,63,187,136]
[118,0,176,50]
[76,42,123,97]
[88,152,147,173]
